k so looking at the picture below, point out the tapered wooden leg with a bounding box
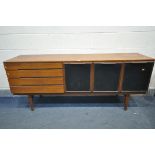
[28,95,34,111]
[124,94,130,111]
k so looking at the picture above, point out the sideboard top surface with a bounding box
[4,53,155,63]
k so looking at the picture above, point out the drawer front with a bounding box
[6,69,63,78]
[4,62,63,70]
[8,77,64,86]
[10,85,64,94]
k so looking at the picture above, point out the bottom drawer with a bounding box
[10,85,64,94]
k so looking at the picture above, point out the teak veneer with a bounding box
[4,53,155,111]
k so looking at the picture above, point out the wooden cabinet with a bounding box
[3,53,155,111]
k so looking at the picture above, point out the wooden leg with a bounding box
[28,95,34,111]
[124,94,130,111]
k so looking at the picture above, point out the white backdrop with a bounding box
[0,26,155,89]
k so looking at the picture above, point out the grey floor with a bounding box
[0,92,155,129]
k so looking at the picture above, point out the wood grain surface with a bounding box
[11,85,64,93]
[6,69,64,78]
[4,62,63,70]
[8,77,64,86]
[4,53,155,63]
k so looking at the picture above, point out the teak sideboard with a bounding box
[4,53,155,111]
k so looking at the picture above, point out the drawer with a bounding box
[8,77,64,86]
[10,85,64,94]
[4,62,63,70]
[6,69,64,78]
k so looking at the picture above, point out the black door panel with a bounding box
[65,64,90,91]
[123,62,154,91]
[94,64,121,91]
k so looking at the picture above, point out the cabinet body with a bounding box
[4,60,154,94]
[3,53,155,110]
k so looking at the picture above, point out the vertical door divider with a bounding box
[118,63,125,92]
[63,63,66,92]
[90,63,94,92]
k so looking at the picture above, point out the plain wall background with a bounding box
[0,26,155,89]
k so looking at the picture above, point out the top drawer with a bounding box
[4,62,63,70]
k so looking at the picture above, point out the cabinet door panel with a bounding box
[94,64,121,91]
[123,62,154,91]
[65,64,90,91]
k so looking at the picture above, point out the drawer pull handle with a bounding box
[142,68,145,71]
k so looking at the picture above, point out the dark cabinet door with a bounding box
[65,64,90,91]
[123,62,154,91]
[94,64,121,91]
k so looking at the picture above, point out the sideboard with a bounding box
[4,53,154,111]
